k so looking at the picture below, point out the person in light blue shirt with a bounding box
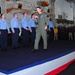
[0,13,10,50]
[22,12,30,47]
[11,14,21,33]
[48,19,54,30]
[29,13,37,47]
[48,18,54,41]
[11,13,21,49]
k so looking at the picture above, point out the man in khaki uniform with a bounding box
[31,7,48,52]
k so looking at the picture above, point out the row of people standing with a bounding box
[0,7,53,51]
[0,12,37,50]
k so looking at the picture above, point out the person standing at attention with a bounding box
[48,18,54,41]
[22,12,30,48]
[0,13,10,51]
[11,13,21,49]
[29,13,37,48]
[31,7,48,52]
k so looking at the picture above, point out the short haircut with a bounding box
[49,18,52,21]
[13,13,17,17]
[36,6,41,9]
[31,13,35,18]
[23,12,27,15]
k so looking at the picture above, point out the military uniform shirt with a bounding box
[0,19,10,32]
[29,18,36,30]
[22,17,29,29]
[48,21,54,31]
[11,18,21,33]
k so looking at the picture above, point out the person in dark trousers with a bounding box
[0,13,10,50]
[48,18,54,41]
[11,13,21,49]
[22,12,30,48]
[0,31,1,50]
[29,13,37,48]
[31,7,48,52]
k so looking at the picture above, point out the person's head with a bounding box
[36,6,42,14]
[0,13,5,19]
[23,12,27,17]
[31,13,35,19]
[13,13,18,18]
[49,18,52,21]
[54,26,57,28]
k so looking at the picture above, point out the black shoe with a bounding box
[43,49,47,52]
[1,48,7,51]
[31,49,38,52]
[22,45,25,47]
[12,47,17,49]
[16,46,21,49]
